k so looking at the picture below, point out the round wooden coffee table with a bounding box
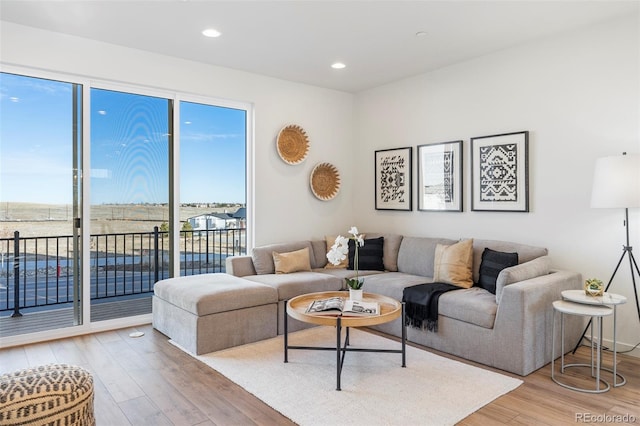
[284,291,406,391]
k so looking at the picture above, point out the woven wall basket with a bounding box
[276,124,310,165]
[310,163,340,201]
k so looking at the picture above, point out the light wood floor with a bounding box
[1,324,639,425]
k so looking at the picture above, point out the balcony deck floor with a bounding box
[0,296,152,338]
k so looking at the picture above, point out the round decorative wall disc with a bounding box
[310,162,340,201]
[276,124,310,165]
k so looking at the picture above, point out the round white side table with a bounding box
[562,289,627,387]
[551,300,613,393]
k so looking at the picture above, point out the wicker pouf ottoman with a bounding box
[0,364,95,426]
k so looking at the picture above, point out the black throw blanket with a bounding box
[402,282,459,332]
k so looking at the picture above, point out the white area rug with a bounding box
[172,327,522,426]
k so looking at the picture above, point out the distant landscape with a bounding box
[0,202,245,239]
[1,201,246,271]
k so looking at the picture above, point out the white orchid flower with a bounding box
[347,226,364,247]
[326,228,365,284]
[334,235,349,249]
[327,250,344,265]
[327,235,349,265]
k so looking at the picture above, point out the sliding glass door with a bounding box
[0,72,83,337]
[178,100,247,275]
[89,87,170,322]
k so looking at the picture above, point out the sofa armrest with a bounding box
[499,269,582,311]
[496,256,551,304]
[225,255,257,277]
[495,269,583,374]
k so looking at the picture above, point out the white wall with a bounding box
[0,22,356,247]
[355,14,640,355]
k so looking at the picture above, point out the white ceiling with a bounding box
[1,1,637,93]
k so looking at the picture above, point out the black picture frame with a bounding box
[417,140,463,212]
[471,131,529,212]
[375,147,412,211]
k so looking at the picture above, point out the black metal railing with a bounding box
[0,227,246,315]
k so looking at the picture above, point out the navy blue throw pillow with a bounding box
[477,248,519,294]
[348,237,385,271]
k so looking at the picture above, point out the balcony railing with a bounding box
[0,227,246,316]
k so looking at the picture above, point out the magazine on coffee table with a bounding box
[305,297,380,316]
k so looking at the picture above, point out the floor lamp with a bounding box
[572,152,640,354]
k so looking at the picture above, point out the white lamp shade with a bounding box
[590,154,640,208]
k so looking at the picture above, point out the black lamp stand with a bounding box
[572,207,640,354]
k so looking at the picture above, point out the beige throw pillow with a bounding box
[273,247,312,274]
[433,239,474,288]
[324,235,348,269]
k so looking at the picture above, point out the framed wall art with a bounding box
[471,131,529,212]
[417,141,463,212]
[375,147,412,211]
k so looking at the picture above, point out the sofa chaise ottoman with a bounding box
[152,273,278,355]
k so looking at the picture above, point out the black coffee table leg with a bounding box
[284,301,288,363]
[401,301,406,367]
[336,316,342,391]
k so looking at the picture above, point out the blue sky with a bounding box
[179,100,246,204]
[0,73,74,204]
[1,73,246,205]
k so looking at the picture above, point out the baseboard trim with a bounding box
[601,337,640,358]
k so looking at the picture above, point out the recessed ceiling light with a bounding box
[202,28,221,38]
[331,62,346,69]
[415,31,428,37]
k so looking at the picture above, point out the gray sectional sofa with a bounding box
[224,233,584,376]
